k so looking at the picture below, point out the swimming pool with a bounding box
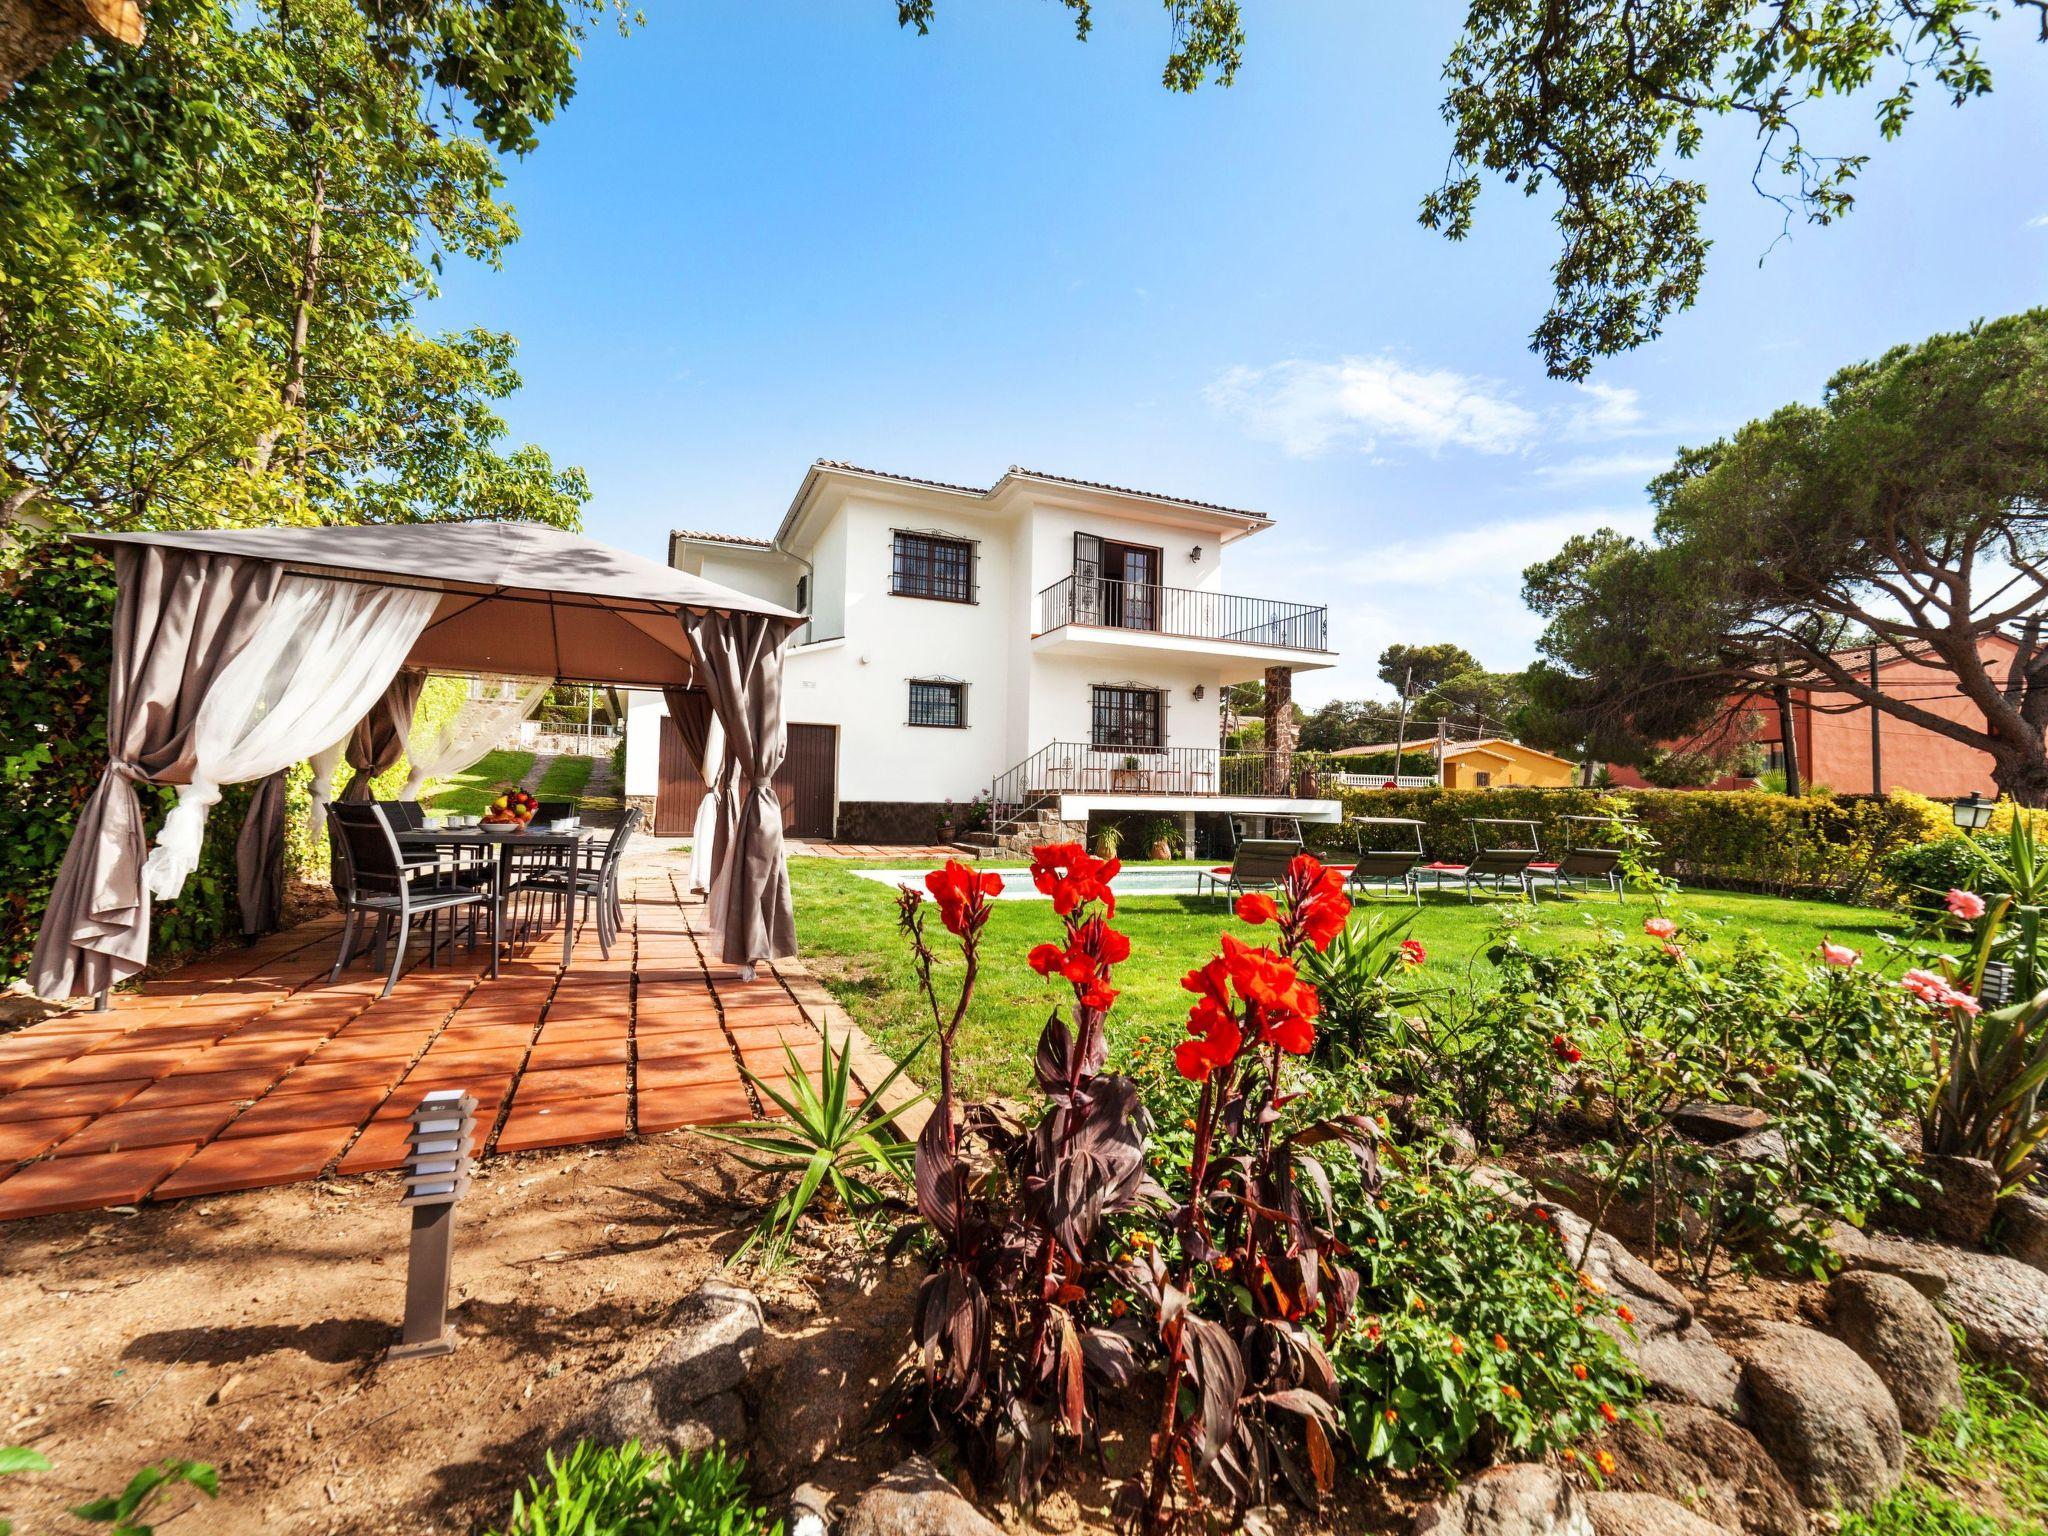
[852,866,1228,900]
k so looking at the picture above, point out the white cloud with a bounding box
[1205,355,1659,462]
[2029,214,2048,229]
[1203,354,1540,459]
[1561,381,1645,438]
[1531,452,1670,486]
[1268,507,1657,703]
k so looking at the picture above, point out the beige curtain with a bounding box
[678,611,797,965]
[234,771,289,938]
[30,546,283,998]
[662,686,725,895]
[339,668,428,801]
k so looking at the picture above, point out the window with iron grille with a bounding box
[1091,685,1163,750]
[891,530,975,602]
[908,679,967,728]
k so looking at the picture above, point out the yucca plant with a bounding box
[698,1025,926,1269]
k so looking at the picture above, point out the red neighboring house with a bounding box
[1607,635,2017,798]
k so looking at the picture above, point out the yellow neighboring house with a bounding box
[1333,736,1580,789]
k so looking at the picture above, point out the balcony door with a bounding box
[1074,533,1162,632]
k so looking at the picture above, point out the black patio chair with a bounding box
[534,800,577,824]
[1194,838,1301,900]
[507,806,642,963]
[1348,816,1426,904]
[1462,818,1541,902]
[328,802,494,997]
[1531,814,1638,902]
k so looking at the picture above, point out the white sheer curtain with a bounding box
[688,716,726,895]
[143,576,439,900]
[306,739,347,840]
[399,675,550,798]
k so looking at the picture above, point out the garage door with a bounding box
[655,719,837,840]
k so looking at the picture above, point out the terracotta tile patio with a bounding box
[0,864,841,1221]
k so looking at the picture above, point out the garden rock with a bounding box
[1584,1492,1735,1536]
[746,1270,913,1490]
[1832,1227,2048,1399]
[1731,1323,1903,1512]
[1411,1462,1592,1536]
[1611,1404,1807,1536]
[1996,1190,2048,1275]
[841,1457,1003,1536]
[580,1281,762,1458]
[1538,1206,1741,1416]
[1827,1271,1961,1433]
[1671,1103,1769,1145]
[1879,1154,2000,1247]
[1715,1128,1787,1167]
[787,1483,833,1536]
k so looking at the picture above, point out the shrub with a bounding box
[1331,1164,1639,1474]
[489,1441,779,1536]
[1320,786,1949,902]
[1297,908,1431,1062]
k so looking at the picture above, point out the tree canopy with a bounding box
[0,0,589,532]
[1523,309,2048,800]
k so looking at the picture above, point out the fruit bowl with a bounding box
[483,787,539,828]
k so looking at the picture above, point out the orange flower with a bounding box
[1596,1450,1617,1475]
[1493,1333,1510,1352]
[1110,1297,1128,1318]
[1599,1401,1618,1425]
[1615,1304,1635,1324]
[1384,1408,1398,1424]
[1450,1336,1465,1356]
[1502,1384,1521,1400]
[1571,1363,1588,1381]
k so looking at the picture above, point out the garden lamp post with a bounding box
[387,1088,477,1362]
[1951,792,1996,834]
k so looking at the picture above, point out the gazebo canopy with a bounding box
[78,522,801,688]
[33,521,804,1001]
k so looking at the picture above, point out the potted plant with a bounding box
[1093,820,1123,860]
[1144,816,1182,861]
[1112,754,1144,792]
[938,799,957,842]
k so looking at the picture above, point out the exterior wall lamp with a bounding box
[1951,792,1996,832]
[1191,683,1206,701]
[1189,545,1203,564]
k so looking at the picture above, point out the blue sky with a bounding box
[432,1,2048,704]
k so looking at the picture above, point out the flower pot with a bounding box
[1149,839,1173,860]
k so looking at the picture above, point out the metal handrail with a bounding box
[988,742,1346,836]
[1037,574,1328,651]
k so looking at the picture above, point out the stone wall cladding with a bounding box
[836,801,955,844]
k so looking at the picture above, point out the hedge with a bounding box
[1310,786,1953,904]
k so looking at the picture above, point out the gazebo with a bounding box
[30,521,804,1001]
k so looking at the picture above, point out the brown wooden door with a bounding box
[655,719,837,839]
[777,724,836,839]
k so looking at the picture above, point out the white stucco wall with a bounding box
[630,472,1326,819]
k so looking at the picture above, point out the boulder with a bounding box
[1671,1104,1769,1145]
[1828,1271,1961,1434]
[1879,1155,2000,1247]
[1831,1227,2048,1400]
[1731,1323,1903,1513]
[1584,1492,1736,1536]
[1610,1404,1807,1536]
[580,1281,763,1458]
[746,1272,912,1490]
[841,1457,1003,1536]
[1538,1207,1741,1416]
[1996,1191,2048,1275]
[1411,1463,1592,1536]
[787,1484,834,1536]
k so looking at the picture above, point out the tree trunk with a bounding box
[0,0,141,97]
[248,161,325,475]
[1773,682,1802,798]
[1990,742,2048,807]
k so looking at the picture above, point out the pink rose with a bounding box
[1643,916,1676,940]
[1820,942,1861,968]
[1945,889,1987,921]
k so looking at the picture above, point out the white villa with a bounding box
[621,460,1340,851]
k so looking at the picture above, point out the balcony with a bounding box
[990,742,1346,833]
[1035,574,1329,661]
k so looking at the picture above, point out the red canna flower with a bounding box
[925,860,1002,937]
[1030,842,1120,916]
[1399,938,1427,966]
[1235,892,1278,925]
[1282,853,1351,952]
[1027,942,1064,977]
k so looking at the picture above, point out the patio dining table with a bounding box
[398,826,598,976]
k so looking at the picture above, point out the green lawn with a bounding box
[1841,1363,2048,1535]
[789,857,1904,1098]
[536,753,595,801]
[421,749,535,818]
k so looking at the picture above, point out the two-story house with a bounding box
[620,460,1340,849]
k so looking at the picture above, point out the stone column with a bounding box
[1263,666,1296,795]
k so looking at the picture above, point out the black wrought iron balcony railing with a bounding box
[1036,574,1328,652]
[989,743,1343,830]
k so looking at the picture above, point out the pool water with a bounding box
[852,865,1229,900]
